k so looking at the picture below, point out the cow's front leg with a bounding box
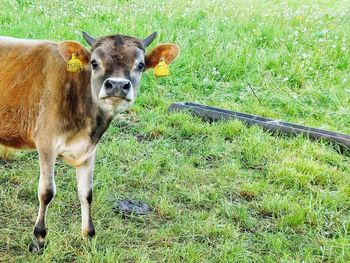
[30,149,57,252]
[76,151,96,238]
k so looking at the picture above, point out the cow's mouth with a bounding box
[102,96,132,105]
[101,95,132,102]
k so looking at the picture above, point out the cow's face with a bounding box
[58,32,179,115]
[82,32,179,114]
[82,32,153,113]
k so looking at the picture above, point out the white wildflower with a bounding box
[212,68,219,76]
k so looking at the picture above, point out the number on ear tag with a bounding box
[67,53,83,72]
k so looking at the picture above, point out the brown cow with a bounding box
[0,32,179,252]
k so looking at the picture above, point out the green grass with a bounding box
[1,0,350,262]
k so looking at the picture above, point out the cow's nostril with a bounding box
[122,82,131,92]
[105,80,113,91]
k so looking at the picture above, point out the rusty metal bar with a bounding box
[168,102,350,149]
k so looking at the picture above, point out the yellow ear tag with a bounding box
[67,53,83,73]
[154,57,169,77]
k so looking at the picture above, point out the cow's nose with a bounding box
[122,81,131,93]
[104,79,132,98]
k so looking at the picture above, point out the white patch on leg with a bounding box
[76,151,96,234]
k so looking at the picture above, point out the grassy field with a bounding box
[1,0,350,262]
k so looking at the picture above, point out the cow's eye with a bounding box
[91,60,98,69]
[136,62,145,71]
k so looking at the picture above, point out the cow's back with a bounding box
[0,37,59,149]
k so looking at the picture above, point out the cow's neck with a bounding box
[62,71,114,146]
[89,107,113,145]
[87,84,116,145]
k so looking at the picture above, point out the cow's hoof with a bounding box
[83,228,95,239]
[29,242,46,253]
[87,227,95,239]
[82,221,95,239]
[29,243,40,253]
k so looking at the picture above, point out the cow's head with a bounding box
[58,32,179,114]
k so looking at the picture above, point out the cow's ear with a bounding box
[58,41,90,65]
[145,44,180,70]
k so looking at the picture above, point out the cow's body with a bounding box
[0,33,179,252]
[0,37,56,149]
[0,37,98,165]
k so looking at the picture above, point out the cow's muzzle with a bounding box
[99,78,133,101]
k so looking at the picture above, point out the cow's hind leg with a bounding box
[29,149,56,253]
[76,151,96,238]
